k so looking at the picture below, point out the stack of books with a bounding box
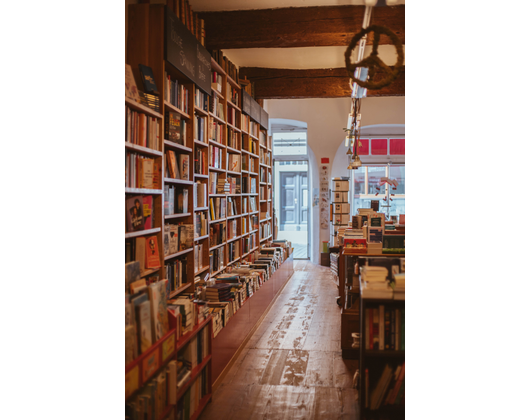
[205,283,233,302]
[168,296,194,334]
[217,178,230,194]
[361,266,392,298]
[392,272,405,300]
[343,237,367,254]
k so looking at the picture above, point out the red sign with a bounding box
[321,158,329,164]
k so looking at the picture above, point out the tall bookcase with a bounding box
[126,4,273,418]
[359,279,405,420]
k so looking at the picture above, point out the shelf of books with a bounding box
[358,259,405,420]
[126,2,297,415]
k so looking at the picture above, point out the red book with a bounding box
[142,196,153,229]
[145,236,161,269]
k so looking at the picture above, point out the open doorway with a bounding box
[271,121,310,259]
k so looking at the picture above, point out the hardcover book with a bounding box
[179,154,189,181]
[145,235,161,269]
[166,151,179,179]
[136,300,153,353]
[125,261,141,293]
[165,111,182,145]
[125,64,140,102]
[138,64,158,94]
[126,196,145,232]
[143,196,153,230]
[148,281,169,341]
[169,224,179,255]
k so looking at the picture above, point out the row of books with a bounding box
[130,235,160,274]
[209,144,224,169]
[163,72,189,114]
[211,49,239,84]
[227,83,239,107]
[193,146,208,176]
[211,71,223,94]
[228,241,240,262]
[125,238,161,279]
[260,167,271,183]
[210,247,225,273]
[364,306,405,351]
[209,119,224,144]
[242,233,257,254]
[242,177,257,194]
[202,244,291,337]
[209,222,226,248]
[259,186,271,200]
[242,155,256,173]
[365,362,405,410]
[227,126,240,149]
[227,219,238,240]
[208,172,219,195]
[194,88,208,113]
[126,195,155,233]
[241,114,249,134]
[164,185,188,216]
[209,197,226,221]
[244,137,258,155]
[227,196,238,216]
[259,131,267,148]
[260,222,271,239]
[175,368,209,420]
[194,211,208,238]
[226,107,238,127]
[194,115,206,142]
[126,152,161,190]
[210,93,224,121]
[165,111,186,146]
[250,215,259,230]
[163,223,194,256]
[165,257,187,293]
[194,243,206,273]
[165,151,190,180]
[193,182,207,208]
[125,368,169,420]
[125,276,170,362]
[259,149,271,165]
[169,0,205,46]
[126,106,161,151]
[249,120,260,138]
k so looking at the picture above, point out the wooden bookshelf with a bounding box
[359,278,405,420]
[126,4,275,418]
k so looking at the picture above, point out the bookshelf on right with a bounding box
[358,257,405,420]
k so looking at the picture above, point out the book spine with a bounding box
[390,308,395,351]
[401,308,405,350]
[384,308,390,350]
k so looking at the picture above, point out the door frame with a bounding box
[273,157,310,260]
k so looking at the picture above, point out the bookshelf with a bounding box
[359,277,405,420]
[126,3,282,417]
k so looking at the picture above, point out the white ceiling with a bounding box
[188,0,404,70]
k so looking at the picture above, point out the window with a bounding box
[352,164,405,218]
[272,132,307,156]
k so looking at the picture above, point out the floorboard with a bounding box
[198,260,358,420]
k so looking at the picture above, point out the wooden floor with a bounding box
[199,260,359,420]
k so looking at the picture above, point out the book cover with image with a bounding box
[143,196,153,230]
[126,196,145,232]
[145,235,161,269]
[148,281,169,341]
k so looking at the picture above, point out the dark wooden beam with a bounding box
[239,67,405,99]
[199,5,404,50]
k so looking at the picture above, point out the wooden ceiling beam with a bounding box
[199,5,404,50]
[239,67,405,99]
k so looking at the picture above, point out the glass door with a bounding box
[274,161,309,259]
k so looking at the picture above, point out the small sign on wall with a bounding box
[319,159,330,229]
